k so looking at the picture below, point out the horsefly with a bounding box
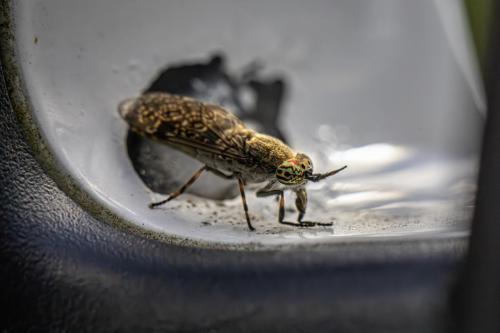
[119,93,347,231]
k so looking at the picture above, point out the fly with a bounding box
[119,93,347,231]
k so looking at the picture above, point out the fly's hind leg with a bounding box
[149,165,207,208]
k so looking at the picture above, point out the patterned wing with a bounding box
[119,93,254,162]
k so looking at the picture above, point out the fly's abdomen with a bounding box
[119,93,202,137]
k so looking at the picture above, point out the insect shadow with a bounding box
[126,53,289,200]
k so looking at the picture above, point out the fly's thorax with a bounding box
[246,133,295,166]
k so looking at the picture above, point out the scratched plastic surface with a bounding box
[10,1,483,245]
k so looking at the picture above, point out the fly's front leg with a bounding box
[276,189,332,227]
[295,188,332,227]
[149,165,207,208]
[276,191,298,227]
[295,188,307,223]
[277,192,304,227]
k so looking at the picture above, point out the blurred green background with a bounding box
[464,0,494,72]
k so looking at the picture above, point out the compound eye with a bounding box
[276,166,294,184]
[277,159,308,185]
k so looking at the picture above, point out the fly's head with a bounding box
[275,153,313,186]
[276,153,347,187]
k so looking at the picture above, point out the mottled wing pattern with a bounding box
[121,93,254,162]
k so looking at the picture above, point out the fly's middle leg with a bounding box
[237,178,255,231]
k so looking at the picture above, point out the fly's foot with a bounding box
[149,196,173,209]
[278,220,333,228]
[299,221,333,227]
[148,201,164,209]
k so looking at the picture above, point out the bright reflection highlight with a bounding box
[328,143,414,173]
[331,190,405,207]
[312,143,477,217]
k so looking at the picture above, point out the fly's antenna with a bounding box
[305,165,347,182]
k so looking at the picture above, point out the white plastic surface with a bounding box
[11,0,483,245]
